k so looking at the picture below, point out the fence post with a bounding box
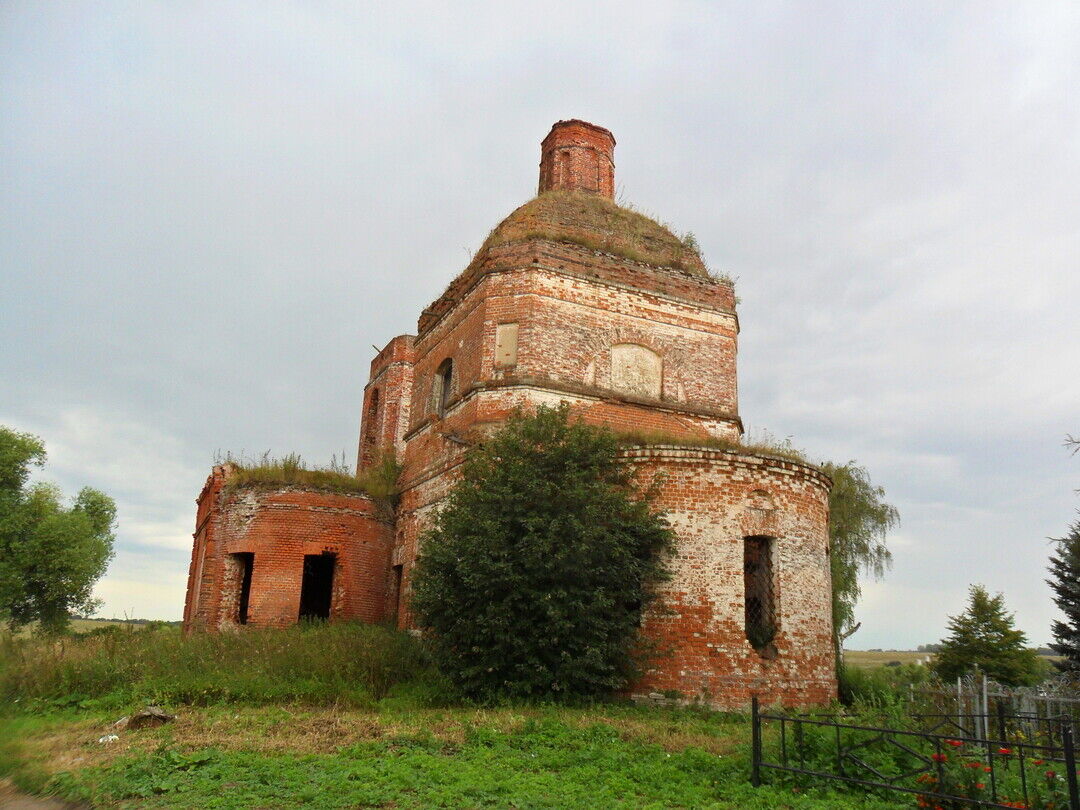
[1062,717,1079,810]
[997,700,1007,744]
[957,676,963,730]
[751,695,761,787]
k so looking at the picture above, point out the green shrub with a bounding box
[838,661,928,709]
[412,404,674,702]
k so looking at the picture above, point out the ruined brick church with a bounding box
[182,121,836,708]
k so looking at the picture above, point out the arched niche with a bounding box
[610,343,662,399]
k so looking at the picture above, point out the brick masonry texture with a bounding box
[182,121,836,709]
[538,119,616,198]
[182,466,392,630]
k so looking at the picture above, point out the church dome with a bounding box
[473,189,712,279]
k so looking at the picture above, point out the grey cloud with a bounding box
[2,1,1077,644]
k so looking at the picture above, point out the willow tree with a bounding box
[821,461,899,660]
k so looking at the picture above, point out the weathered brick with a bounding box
[181,121,836,710]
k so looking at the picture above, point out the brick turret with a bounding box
[538,119,615,198]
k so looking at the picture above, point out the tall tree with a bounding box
[821,461,899,658]
[932,584,1043,686]
[411,405,673,701]
[1048,518,1080,674]
[0,426,116,632]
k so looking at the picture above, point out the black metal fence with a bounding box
[751,696,1080,809]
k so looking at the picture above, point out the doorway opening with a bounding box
[232,552,254,625]
[299,553,335,621]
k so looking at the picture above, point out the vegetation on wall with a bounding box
[0,426,116,633]
[611,427,814,466]
[468,190,734,282]
[411,404,675,702]
[217,450,401,502]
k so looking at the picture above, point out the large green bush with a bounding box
[411,405,674,702]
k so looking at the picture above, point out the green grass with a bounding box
[217,452,370,496]
[0,625,898,808]
[0,622,439,709]
[0,707,896,809]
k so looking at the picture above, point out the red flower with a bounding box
[984,766,992,773]
[1046,770,1057,779]
[976,783,985,789]
[932,753,948,763]
[946,739,964,747]
[998,747,1013,755]
[1033,759,1045,765]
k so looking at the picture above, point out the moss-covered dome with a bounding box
[472,190,712,279]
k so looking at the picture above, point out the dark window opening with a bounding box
[744,536,776,651]
[364,389,380,446]
[299,553,335,621]
[391,564,404,623]
[233,552,254,625]
[434,358,453,418]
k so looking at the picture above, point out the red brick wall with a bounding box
[358,335,415,471]
[183,120,837,710]
[538,119,616,198]
[182,468,392,632]
[623,446,836,709]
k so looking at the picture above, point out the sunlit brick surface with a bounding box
[182,120,836,708]
[182,467,392,631]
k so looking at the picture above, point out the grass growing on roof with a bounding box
[470,190,734,283]
[215,450,400,498]
[611,428,816,467]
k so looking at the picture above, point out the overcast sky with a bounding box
[2,2,1077,649]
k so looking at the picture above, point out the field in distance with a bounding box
[844,650,932,669]
[845,649,1062,670]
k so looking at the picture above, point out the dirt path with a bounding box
[0,780,87,809]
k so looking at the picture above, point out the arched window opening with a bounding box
[434,358,453,418]
[364,389,380,446]
[744,536,777,652]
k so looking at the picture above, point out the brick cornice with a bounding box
[620,444,832,490]
[401,375,743,443]
[418,238,737,339]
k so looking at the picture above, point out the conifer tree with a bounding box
[931,584,1042,686]
[1047,518,1080,674]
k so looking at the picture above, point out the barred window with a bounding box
[744,536,776,651]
